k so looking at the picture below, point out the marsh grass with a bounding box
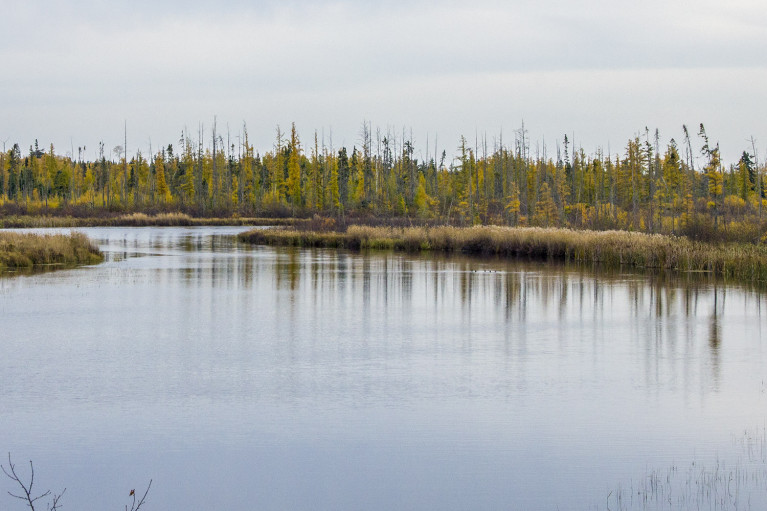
[111,213,296,227]
[0,231,103,272]
[239,225,767,283]
[0,213,294,228]
[607,426,767,511]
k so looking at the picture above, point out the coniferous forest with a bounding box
[1,121,765,242]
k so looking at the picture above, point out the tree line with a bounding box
[1,121,764,238]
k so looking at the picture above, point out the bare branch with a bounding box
[125,479,152,511]
[2,453,58,511]
[3,454,150,511]
[49,488,66,511]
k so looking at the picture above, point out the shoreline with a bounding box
[0,212,296,228]
[238,225,767,284]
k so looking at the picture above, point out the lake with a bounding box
[1,226,766,510]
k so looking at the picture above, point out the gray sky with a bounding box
[2,0,765,164]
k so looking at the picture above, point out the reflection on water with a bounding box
[178,242,746,397]
[0,227,766,511]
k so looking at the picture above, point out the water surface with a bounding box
[1,227,766,510]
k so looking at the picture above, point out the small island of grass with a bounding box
[0,231,103,273]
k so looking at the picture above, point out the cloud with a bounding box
[7,0,764,76]
[1,0,765,161]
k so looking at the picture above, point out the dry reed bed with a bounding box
[0,231,103,271]
[0,213,294,228]
[239,225,767,282]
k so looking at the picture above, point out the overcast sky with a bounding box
[2,0,765,164]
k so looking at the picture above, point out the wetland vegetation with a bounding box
[239,224,767,284]
[0,230,102,273]
[0,211,293,228]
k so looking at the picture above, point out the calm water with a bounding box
[1,227,767,510]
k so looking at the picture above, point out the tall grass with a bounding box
[113,213,295,226]
[0,213,295,228]
[606,425,767,511]
[0,231,103,271]
[239,225,767,283]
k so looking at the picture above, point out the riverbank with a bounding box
[239,225,767,283]
[0,231,103,272]
[0,212,296,228]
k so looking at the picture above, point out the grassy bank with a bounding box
[0,212,297,228]
[0,231,103,272]
[239,225,767,283]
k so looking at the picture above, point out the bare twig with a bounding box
[49,488,66,511]
[125,479,152,511]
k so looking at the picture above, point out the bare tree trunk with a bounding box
[752,137,761,221]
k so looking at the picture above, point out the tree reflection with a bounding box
[218,245,763,395]
[708,287,722,389]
